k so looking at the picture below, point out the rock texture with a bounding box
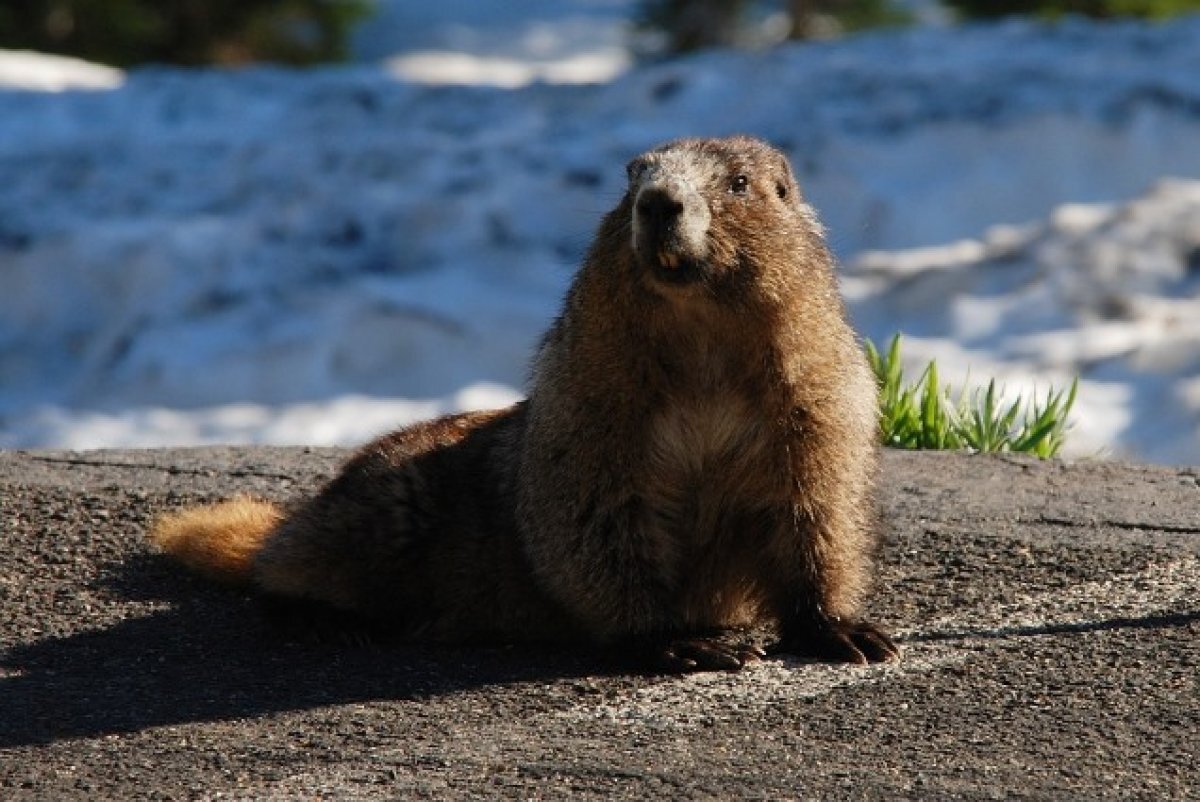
[1,448,1197,800]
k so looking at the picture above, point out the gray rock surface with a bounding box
[1,447,1197,800]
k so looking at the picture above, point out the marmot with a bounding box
[152,136,898,671]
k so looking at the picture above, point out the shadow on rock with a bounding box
[0,561,594,747]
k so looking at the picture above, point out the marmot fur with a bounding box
[152,136,898,671]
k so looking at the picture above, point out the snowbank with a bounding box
[1,16,1198,462]
[0,50,123,91]
[846,178,1200,463]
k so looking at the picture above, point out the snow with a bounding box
[0,50,123,91]
[1,9,1199,463]
[358,0,637,87]
[845,177,1200,463]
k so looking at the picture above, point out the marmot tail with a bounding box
[149,496,282,585]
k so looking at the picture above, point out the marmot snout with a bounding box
[632,167,712,281]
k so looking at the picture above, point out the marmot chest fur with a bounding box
[152,135,898,671]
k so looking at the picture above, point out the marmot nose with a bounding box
[631,176,711,272]
[636,187,685,231]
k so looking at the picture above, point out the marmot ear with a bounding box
[774,153,800,203]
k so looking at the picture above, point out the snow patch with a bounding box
[1,15,1200,462]
[0,50,123,91]
[846,178,1200,462]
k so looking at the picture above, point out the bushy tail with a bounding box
[149,495,283,585]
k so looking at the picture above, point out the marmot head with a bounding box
[615,136,826,302]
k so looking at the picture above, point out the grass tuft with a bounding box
[864,334,1077,458]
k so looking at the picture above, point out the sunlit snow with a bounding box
[1,6,1198,462]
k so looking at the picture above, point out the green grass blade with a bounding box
[864,335,1077,459]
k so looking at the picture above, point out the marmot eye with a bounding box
[730,174,749,194]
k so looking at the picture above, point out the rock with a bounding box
[0,447,1196,799]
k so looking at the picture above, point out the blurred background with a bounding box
[0,0,1198,462]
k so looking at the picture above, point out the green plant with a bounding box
[787,0,912,38]
[865,334,1078,458]
[0,0,372,67]
[637,0,749,52]
[944,0,1200,20]
[637,0,910,53]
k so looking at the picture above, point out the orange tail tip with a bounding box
[149,495,283,584]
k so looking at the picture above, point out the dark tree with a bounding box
[944,0,1200,19]
[0,0,370,67]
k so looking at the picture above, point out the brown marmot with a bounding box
[152,135,898,672]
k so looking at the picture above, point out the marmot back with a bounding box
[150,136,898,672]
